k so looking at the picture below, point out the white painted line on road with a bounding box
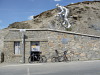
[83,60,100,63]
[27,68,30,75]
[83,61,95,62]
[2,63,43,68]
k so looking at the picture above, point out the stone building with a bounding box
[3,29,100,63]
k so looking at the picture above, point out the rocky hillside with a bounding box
[8,1,100,36]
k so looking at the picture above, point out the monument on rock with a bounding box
[56,4,71,28]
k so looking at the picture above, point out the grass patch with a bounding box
[84,6,90,9]
[65,27,72,31]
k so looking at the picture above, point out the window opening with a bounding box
[14,42,21,55]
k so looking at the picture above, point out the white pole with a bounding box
[20,29,26,63]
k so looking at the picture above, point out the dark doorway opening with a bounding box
[29,41,41,62]
[30,51,41,61]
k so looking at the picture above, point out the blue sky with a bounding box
[0,0,93,29]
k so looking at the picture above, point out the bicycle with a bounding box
[28,52,47,63]
[60,51,71,62]
[51,50,71,62]
[51,50,61,62]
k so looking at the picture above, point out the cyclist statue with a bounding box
[56,4,71,28]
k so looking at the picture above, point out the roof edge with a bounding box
[9,29,100,38]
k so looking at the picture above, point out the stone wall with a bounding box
[4,30,49,63]
[0,52,1,63]
[4,41,22,63]
[47,31,100,61]
[3,29,100,63]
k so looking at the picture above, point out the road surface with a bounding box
[0,60,100,75]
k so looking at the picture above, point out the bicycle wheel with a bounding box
[39,55,47,63]
[51,57,56,62]
[59,56,64,62]
[64,56,68,62]
[28,57,32,63]
[59,56,68,62]
[66,55,71,62]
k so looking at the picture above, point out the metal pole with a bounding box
[22,32,25,63]
[20,29,26,63]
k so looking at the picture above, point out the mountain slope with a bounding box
[7,1,100,36]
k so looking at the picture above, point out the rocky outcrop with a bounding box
[8,22,31,29]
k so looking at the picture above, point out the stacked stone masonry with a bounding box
[4,29,100,63]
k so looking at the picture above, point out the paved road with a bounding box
[0,60,100,75]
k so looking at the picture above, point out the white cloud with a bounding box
[54,0,61,1]
[71,2,74,4]
[28,15,34,20]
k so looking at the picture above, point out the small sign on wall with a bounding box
[61,38,70,44]
[31,42,40,51]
